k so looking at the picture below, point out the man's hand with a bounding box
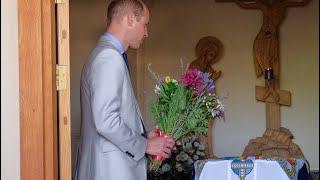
[146,136,175,158]
[147,125,160,138]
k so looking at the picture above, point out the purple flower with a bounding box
[181,69,204,93]
[197,71,215,93]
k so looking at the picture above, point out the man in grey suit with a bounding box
[74,0,175,179]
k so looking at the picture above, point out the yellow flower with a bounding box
[165,76,171,83]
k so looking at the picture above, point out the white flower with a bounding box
[211,109,220,118]
[198,144,205,150]
[186,148,195,154]
[154,84,161,94]
[184,142,192,150]
[193,141,200,147]
[217,99,224,111]
[182,154,189,161]
[181,152,189,161]
[171,79,178,85]
[160,163,171,173]
[175,163,183,172]
[176,151,188,161]
[187,157,194,165]
[175,152,182,161]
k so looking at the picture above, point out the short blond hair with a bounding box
[107,0,144,26]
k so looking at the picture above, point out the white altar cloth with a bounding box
[197,159,290,180]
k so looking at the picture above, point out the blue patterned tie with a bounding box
[122,52,147,138]
[122,52,129,71]
[141,122,147,138]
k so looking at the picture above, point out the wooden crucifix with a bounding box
[216,0,311,130]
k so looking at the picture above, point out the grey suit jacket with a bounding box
[74,36,147,180]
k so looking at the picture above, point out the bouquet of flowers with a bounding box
[147,64,224,171]
[147,133,208,180]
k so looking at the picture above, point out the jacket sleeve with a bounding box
[88,49,147,161]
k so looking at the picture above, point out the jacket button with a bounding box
[125,151,135,158]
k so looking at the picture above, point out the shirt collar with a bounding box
[102,32,125,54]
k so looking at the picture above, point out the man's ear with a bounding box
[126,13,136,27]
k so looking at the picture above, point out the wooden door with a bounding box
[19,0,72,179]
[19,0,59,179]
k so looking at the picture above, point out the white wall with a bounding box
[1,0,20,179]
[144,0,318,170]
